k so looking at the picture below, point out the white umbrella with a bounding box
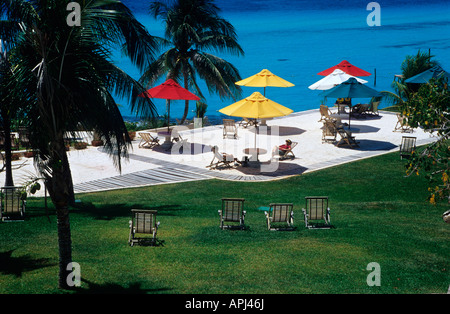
[308,69,368,90]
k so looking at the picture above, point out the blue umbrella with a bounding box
[405,65,450,84]
[320,78,381,128]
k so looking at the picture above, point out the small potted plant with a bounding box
[91,131,104,147]
[23,150,35,158]
[124,122,137,141]
[74,142,88,150]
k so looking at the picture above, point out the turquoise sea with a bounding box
[117,0,450,122]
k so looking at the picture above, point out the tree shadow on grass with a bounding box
[72,202,183,220]
[74,278,173,294]
[0,250,55,278]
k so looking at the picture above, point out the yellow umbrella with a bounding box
[235,69,295,96]
[219,91,293,118]
[219,92,293,158]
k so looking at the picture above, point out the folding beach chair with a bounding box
[218,198,246,230]
[336,128,359,148]
[399,136,416,160]
[302,197,331,229]
[238,118,258,128]
[394,114,413,133]
[223,119,238,139]
[279,141,298,160]
[206,145,239,170]
[128,209,160,246]
[0,186,26,221]
[322,121,337,143]
[265,203,294,231]
[318,105,337,122]
[138,132,160,148]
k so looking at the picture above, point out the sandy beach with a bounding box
[2,108,437,198]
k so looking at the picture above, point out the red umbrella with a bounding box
[139,79,200,131]
[317,60,371,77]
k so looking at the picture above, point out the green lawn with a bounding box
[0,151,448,294]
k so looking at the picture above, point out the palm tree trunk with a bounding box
[45,133,73,289]
[1,109,14,187]
[180,72,189,124]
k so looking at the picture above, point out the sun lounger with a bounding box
[0,186,26,221]
[128,209,160,246]
[238,118,258,128]
[399,136,416,160]
[336,128,359,148]
[302,197,331,229]
[138,132,160,148]
[351,104,369,118]
[223,119,238,139]
[218,198,246,230]
[206,145,239,170]
[265,203,294,231]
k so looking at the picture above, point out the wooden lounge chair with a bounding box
[367,101,380,116]
[399,136,416,160]
[238,118,258,128]
[206,145,239,170]
[0,186,26,221]
[279,141,298,160]
[322,121,337,143]
[302,197,331,229]
[394,114,413,133]
[128,209,160,246]
[138,132,160,148]
[223,119,238,139]
[355,97,381,116]
[218,198,246,230]
[265,203,294,231]
[351,104,369,118]
[336,128,359,148]
[318,105,337,122]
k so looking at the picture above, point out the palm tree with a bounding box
[141,0,244,124]
[382,50,439,109]
[1,0,158,289]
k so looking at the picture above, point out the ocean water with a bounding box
[116,0,450,122]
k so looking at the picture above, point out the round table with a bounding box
[243,148,267,162]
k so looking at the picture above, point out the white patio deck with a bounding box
[1,109,437,197]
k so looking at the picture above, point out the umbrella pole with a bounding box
[167,100,171,132]
[348,105,351,129]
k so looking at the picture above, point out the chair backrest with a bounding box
[221,198,244,222]
[371,101,380,112]
[223,119,236,129]
[132,209,157,234]
[400,136,416,153]
[139,132,154,141]
[320,105,331,117]
[1,187,23,214]
[269,203,293,222]
[305,197,328,220]
[323,121,337,136]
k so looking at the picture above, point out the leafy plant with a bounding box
[402,77,449,204]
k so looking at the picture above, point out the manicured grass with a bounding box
[0,150,448,294]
